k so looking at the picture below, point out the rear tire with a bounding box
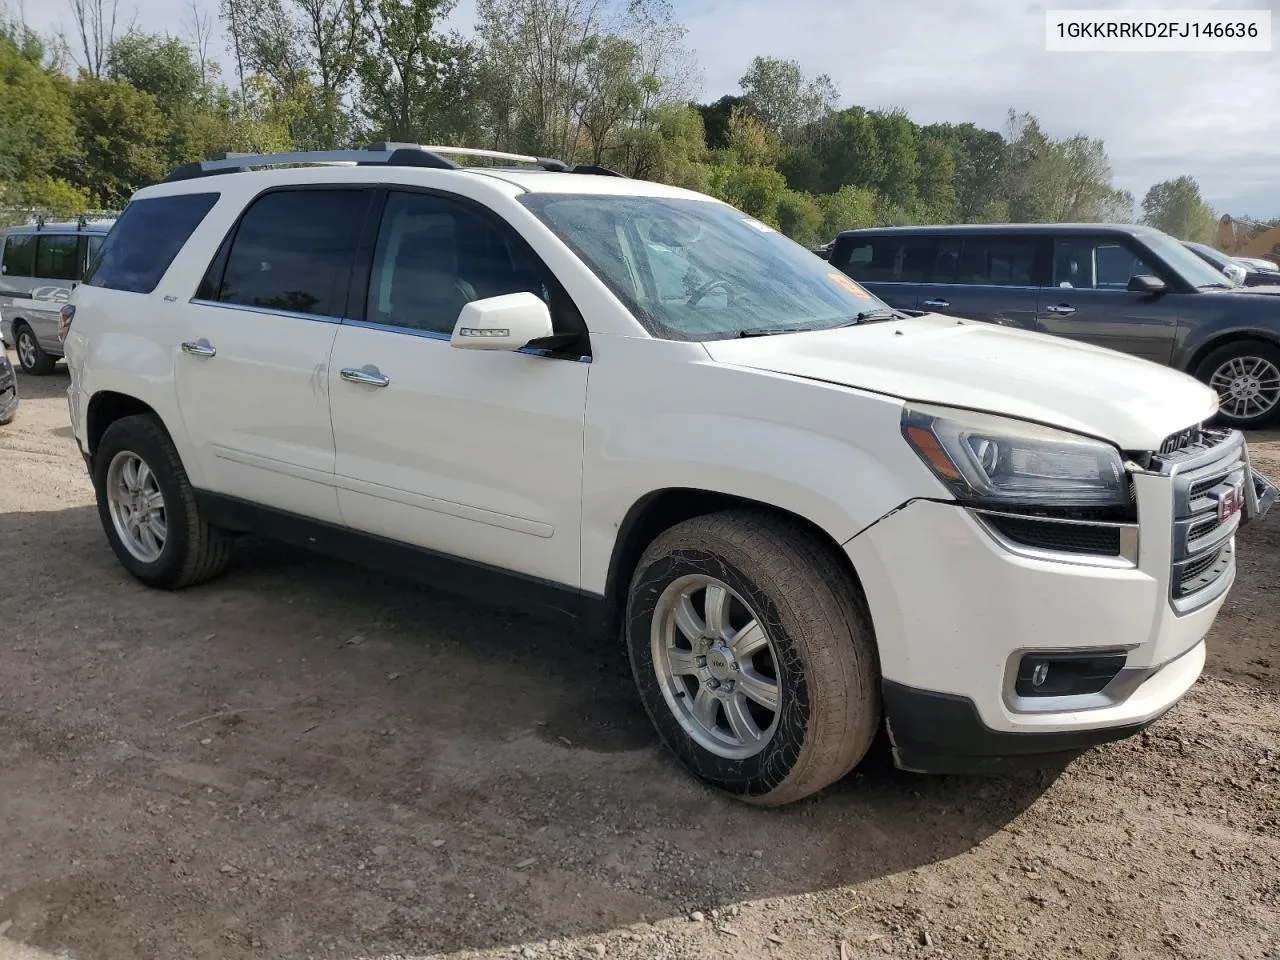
[15,323,56,375]
[93,414,231,589]
[1195,340,1280,429]
[625,510,880,806]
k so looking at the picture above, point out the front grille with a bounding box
[1160,424,1203,455]
[1167,430,1244,608]
[984,514,1123,555]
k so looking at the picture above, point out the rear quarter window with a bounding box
[85,192,220,294]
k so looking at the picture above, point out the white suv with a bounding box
[62,145,1276,805]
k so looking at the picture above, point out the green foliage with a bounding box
[61,76,168,207]
[0,32,81,205]
[775,189,823,247]
[0,2,1230,249]
[1142,176,1217,242]
[819,185,877,238]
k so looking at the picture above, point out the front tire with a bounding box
[626,510,880,806]
[1195,340,1280,429]
[15,323,56,375]
[93,414,231,589]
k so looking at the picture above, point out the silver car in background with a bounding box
[1,216,115,375]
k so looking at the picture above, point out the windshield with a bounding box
[1146,232,1236,288]
[520,194,891,341]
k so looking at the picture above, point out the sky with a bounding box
[17,0,1280,218]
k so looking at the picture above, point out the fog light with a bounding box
[1015,651,1127,698]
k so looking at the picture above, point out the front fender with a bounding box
[580,338,947,596]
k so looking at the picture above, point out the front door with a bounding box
[328,189,589,590]
[175,187,374,524]
[1036,237,1178,364]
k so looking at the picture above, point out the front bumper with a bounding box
[0,361,16,423]
[847,430,1269,772]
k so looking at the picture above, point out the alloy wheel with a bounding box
[17,329,36,371]
[650,573,782,760]
[1209,355,1280,422]
[105,450,168,563]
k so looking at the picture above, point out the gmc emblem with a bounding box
[1215,482,1245,523]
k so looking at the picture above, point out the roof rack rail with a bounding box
[163,143,629,183]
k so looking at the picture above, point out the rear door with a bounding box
[916,234,1043,330]
[176,187,373,524]
[1036,236,1178,363]
[829,233,928,311]
[28,233,80,349]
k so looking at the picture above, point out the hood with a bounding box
[1234,282,1280,296]
[703,314,1217,451]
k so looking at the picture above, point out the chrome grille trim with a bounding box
[1165,429,1244,613]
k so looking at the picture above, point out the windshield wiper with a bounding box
[736,327,809,337]
[736,308,907,338]
[831,308,907,328]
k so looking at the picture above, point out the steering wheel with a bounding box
[687,278,737,306]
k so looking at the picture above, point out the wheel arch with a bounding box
[1184,330,1280,378]
[595,487,864,639]
[86,391,163,457]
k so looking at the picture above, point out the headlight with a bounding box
[902,404,1129,508]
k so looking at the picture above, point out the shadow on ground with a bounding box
[0,502,1058,959]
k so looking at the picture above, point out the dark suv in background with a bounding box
[829,223,1280,428]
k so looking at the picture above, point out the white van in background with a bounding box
[1,215,115,374]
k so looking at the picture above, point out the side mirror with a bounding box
[450,293,554,352]
[1127,274,1166,295]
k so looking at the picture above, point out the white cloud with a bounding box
[18,0,1280,216]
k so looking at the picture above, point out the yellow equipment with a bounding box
[1217,215,1280,267]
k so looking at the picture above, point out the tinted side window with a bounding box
[367,191,577,336]
[1053,238,1155,290]
[35,235,79,280]
[2,235,37,277]
[86,193,219,294]
[218,190,367,318]
[927,238,962,282]
[83,235,105,279]
[950,237,1036,285]
[838,236,928,283]
[1095,243,1149,288]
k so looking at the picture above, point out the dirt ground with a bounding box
[1,354,1277,960]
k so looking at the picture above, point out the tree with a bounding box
[738,55,837,139]
[69,0,123,78]
[868,109,918,210]
[818,184,876,238]
[184,0,216,86]
[475,0,609,159]
[0,29,82,214]
[775,189,822,245]
[574,34,643,163]
[913,134,957,223]
[60,76,168,206]
[697,94,744,150]
[357,0,477,145]
[1141,176,1216,242]
[108,32,202,115]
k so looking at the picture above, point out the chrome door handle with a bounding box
[922,299,950,309]
[181,339,216,358]
[1044,304,1077,316]
[340,366,390,388]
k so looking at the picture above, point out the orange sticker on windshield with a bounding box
[828,271,871,298]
